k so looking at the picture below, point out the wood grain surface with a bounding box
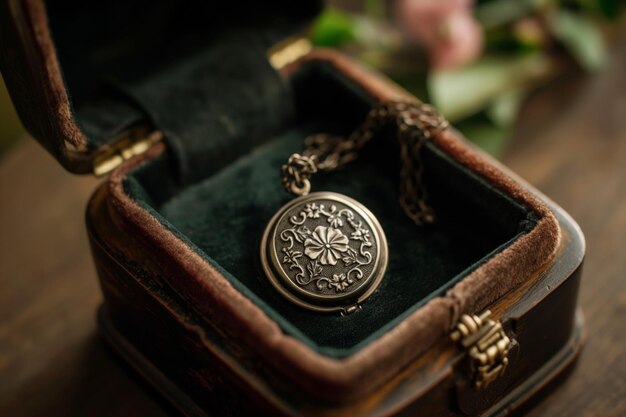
[1,40,625,417]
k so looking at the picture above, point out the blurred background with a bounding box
[0,75,23,156]
[312,0,626,155]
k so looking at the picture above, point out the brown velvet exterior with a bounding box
[105,50,560,401]
[1,0,88,152]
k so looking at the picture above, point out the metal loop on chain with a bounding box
[281,153,318,196]
[289,179,311,196]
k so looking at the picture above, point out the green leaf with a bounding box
[579,0,623,20]
[456,114,512,156]
[548,10,608,72]
[428,53,552,122]
[474,0,537,30]
[487,90,524,127]
[311,8,356,47]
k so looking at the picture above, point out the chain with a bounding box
[281,99,448,226]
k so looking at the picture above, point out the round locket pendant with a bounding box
[260,192,388,313]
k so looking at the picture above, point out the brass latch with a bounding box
[451,310,513,389]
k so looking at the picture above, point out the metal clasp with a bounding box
[341,304,361,316]
[451,310,513,389]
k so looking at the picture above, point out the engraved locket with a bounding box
[261,191,388,313]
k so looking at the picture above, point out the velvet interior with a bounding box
[123,62,537,357]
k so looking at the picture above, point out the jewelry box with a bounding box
[0,1,585,415]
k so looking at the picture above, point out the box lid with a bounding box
[0,0,320,174]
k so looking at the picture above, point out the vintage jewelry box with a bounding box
[0,1,585,415]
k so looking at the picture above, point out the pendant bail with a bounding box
[281,153,318,196]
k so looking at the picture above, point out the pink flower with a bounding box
[395,0,483,70]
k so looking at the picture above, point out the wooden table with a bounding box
[2,45,625,417]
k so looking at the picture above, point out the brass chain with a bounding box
[281,99,448,226]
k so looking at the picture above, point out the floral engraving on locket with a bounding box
[279,200,376,295]
[261,192,388,312]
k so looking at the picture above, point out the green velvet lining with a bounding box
[122,62,536,357]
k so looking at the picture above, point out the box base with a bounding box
[97,306,584,417]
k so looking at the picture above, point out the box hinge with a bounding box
[450,310,514,389]
[268,37,313,70]
[92,130,163,177]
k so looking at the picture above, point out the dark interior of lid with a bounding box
[46,0,320,182]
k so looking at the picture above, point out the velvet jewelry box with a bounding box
[0,1,585,416]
